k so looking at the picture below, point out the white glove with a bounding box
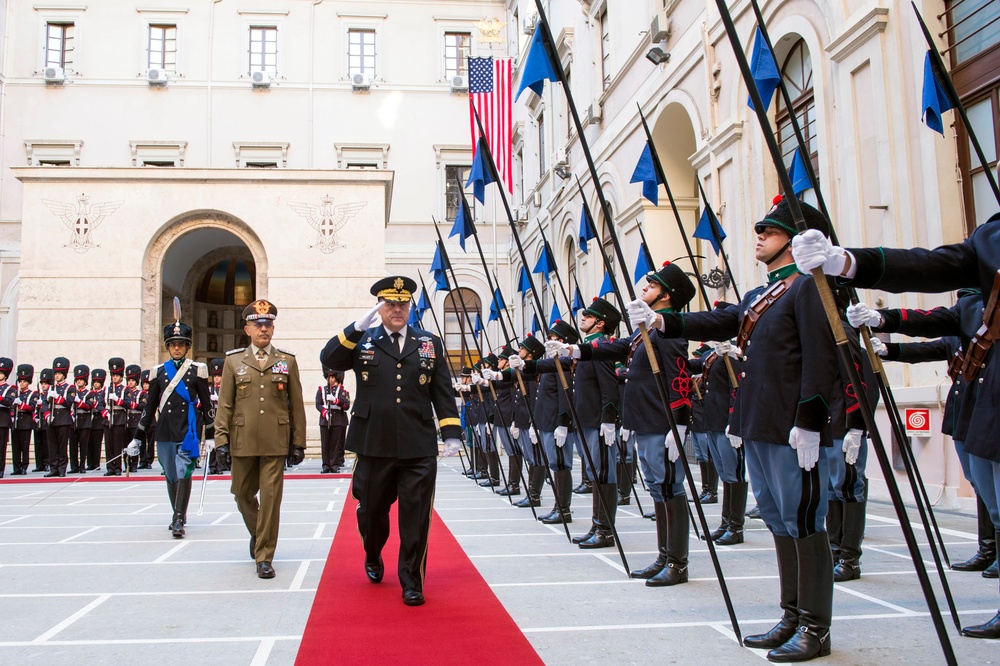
[554,425,568,447]
[847,302,883,329]
[791,229,848,275]
[726,424,742,449]
[626,298,657,330]
[842,429,863,465]
[509,425,520,439]
[481,368,499,381]
[870,336,888,357]
[600,423,617,446]
[789,426,821,471]
[529,428,538,444]
[508,355,525,370]
[620,428,631,442]
[47,388,58,400]
[714,341,741,358]
[544,340,570,358]
[13,397,21,406]
[665,426,686,463]
[471,372,482,384]
[357,301,384,330]
[442,438,461,457]
[204,438,215,452]
[125,439,141,457]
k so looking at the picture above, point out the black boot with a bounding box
[953,495,997,572]
[572,477,593,494]
[498,453,522,496]
[826,499,843,562]
[963,610,1000,638]
[697,460,718,503]
[515,465,543,507]
[541,469,573,524]
[479,451,500,487]
[647,494,689,586]
[717,481,747,546]
[630,500,667,578]
[580,484,617,549]
[171,478,192,538]
[166,481,178,530]
[744,535,799,649]
[833,500,865,582]
[710,482,732,541]
[617,462,631,505]
[767,531,833,662]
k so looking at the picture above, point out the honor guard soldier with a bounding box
[88,369,109,474]
[123,365,143,470]
[70,364,91,474]
[473,354,500,487]
[10,364,37,475]
[206,359,225,473]
[106,358,130,473]
[317,368,350,473]
[138,370,155,469]
[506,336,545,508]
[33,368,53,473]
[482,343,524,496]
[45,358,75,477]
[320,276,462,606]
[129,302,214,538]
[0,357,15,478]
[214,299,306,578]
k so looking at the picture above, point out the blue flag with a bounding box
[571,286,585,315]
[693,208,728,256]
[517,265,532,298]
[416,288,431,314]
[921,52,953,135]
[788,147,812,195]
[465,137,495,204]
[634,243,654,284]
[548,302,561,328]
[578,205,597,255]
[488,289,506,323]
[474,313,483,335]
[430,242,450,291]
[630,142,661,205]
[408,306,421,327]
[599,271,614,297]
[515,26,558,100]
[532,243,556,284]
[449,195,475,251]
[531,314,541,334]
[747,27,781,112]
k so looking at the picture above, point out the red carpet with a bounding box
[0,472,350,484]
[296,490,543,665]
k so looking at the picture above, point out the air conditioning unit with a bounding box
[554,147,567,164]
[351,72,372,91]
[43,66,65,83]
[450,74,468,92]
[523,14,538,35]
[584,103,602,125]
[651,11,671,42]
[250,70,271,88]
[517,205,529,222]
[146,68,169,85]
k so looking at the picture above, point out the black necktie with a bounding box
[391,332,401,353]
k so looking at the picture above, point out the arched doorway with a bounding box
[443,287,481,375]
[142,212,267,368]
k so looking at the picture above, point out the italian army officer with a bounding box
[320,276,462,607]
[128,303,214,539]
[213,299,307,580]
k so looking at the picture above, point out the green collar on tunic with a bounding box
[583,332,607,343]
[767,263,801,284]
[654,306,676,315]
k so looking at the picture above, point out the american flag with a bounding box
[469,56,512,193]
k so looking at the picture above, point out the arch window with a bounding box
[443,288,481,375]
[194,258,256,360]
[775,39,817,186]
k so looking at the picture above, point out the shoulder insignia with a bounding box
[226,348,246,356]
[274,347,296,357]
[154,363,164,371]
[194,363,208,379]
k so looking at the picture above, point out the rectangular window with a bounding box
[445,165,472,222]
[444,32,471,78]
[148,24,177,71]
[947,0,1000,66]
[249,26,278,75]
[537,113,546,176]
[46,22,74,70]
[600,9,611,91]
[348,29,377,77]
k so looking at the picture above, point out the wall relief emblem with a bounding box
[288,195,367,253]
[43,194,123,253]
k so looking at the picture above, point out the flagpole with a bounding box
[535,221,583,338]
[714,1,956,661]
[692,177,742,302]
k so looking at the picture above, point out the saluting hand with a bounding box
[357,301,384,330]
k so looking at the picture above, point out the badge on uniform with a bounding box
[418,341,436,360]
[273,360,289,375]
[359,350,375,362]
[361,371,369,382]
[419,374,427,385]
[237,365,248,376]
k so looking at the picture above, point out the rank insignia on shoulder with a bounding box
[227,348,246,356]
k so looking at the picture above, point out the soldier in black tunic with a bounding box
[317,368,350,473]
[506,336,544,507]
[124,365,143,470]
[69,364,91,474]
[138,370,156,469]
[106,358,130,473]
[44,357,75,477]
[0,357,15,478]
[10,364,37,475]
[88,369,108,474]
[32,367,53,473]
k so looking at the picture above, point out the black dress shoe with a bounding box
[962,611,1000,638]
[496,485,521,496]
[746,504,762,519]
[44,471,60,478]
[256,561,276,579]
[402,589,425,606]
[513,496,541,507]
[249,535,256,559]
[478,478,499,487]
[365,557,384,583]
[321,467,331,474]
[983,560,999,579]
[572,481,593,494]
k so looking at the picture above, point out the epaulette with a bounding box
[154,363,164,371]
[226,348,246,356]
[274,347,296,357]
[193,361,208,379]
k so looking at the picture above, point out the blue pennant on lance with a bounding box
[747,27,781,112]
[531,314,541,333]
[515,25,558,101]
[578,205,597,255]
[630,142,661,205]
[634,244,654,284]
[921,51,953,135]
[548,302,561,328]
[571,286,584,315]
[517,265,532,298]
[488,289,506,323]
[416,288,431,314]
[432,269,450,292]
[532,243,556,284]
[449,196,475,252]
[787,148,813,195]
[474,313,483,334]
[693,207,727,256]
[466,137,495,205]
[599,270,614,297]
[408,307,421,327]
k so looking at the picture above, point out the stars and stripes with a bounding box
[469,56,512,193]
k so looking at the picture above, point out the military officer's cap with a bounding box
[754,195,830,238]
[549,320,580,344]
[461,366,473,377]
[125,364,141,380]
[17,364,34,382]
[645,262,696,311]
[91,368,107,384]
[108,357,126,375]
[477,354,498,370]
[140,369,151,383]
[520,335,546,359]
[209,358,225,376]
[242,299,278,322]
[692,343,713,358]
[0,357,12,376]
[498,342,518,360]
[52,357,70,374]
[322,365,337,378]
[39,368,54,384]
[583,297,622,332]
[371,275,416,303]
[163,321,193,345]
[73,364,90,381]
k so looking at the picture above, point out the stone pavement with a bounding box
[0,456,996,665]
